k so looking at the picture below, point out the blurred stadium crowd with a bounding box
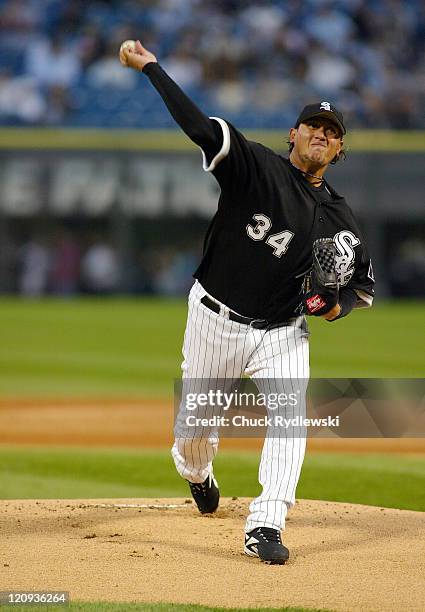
[0,0,424,128]
[2,227,424,298]
[0,229,200,297]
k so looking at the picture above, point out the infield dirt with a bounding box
[1,497,424,611]
[0,397,424,453]
[1,398,424,611]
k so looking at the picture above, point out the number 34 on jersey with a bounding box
[246,213,294,258]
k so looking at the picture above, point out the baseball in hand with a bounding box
[119,40,137,66]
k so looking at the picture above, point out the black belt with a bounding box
[200,295,294,330]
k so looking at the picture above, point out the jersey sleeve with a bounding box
[348,246,375,309]
[143,63,224,161]
[200,118,267,192]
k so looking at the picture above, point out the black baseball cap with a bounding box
[295,102,346,136]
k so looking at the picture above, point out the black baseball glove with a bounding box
[302,238,339,316]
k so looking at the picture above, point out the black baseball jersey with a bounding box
[193,119,374,322]
[143,63,374,323]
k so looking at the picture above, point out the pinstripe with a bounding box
[230,322,241,380]
[249,328,275,527]
[271,326,284,528]
[281,325,296,510]
[244,320,308,532]
[264,330,276,527]
[240,322,250,368]
[198,304,213,471]
[291,325,306,506]
[214,305,224,382]
[190,288,204,478]
[275,326,287,528]
[183,286,196,479]
[274,326,286,528]
[210,312,219,379]
[286,324,307,507]
[172,281,309,528]
[286,325,296,502]
[186,286,200,479]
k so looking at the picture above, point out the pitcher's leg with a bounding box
[245,320,309,532]
[172,431,219,483]
[245,433,307,531]
[172,282,250,482]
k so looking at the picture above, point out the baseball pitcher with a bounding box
[121,41,375,565]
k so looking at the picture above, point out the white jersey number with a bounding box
[266,231,294,258]
[246,214,294,258]
[246,214,272,240]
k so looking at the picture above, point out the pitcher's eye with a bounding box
[325,126,338,137]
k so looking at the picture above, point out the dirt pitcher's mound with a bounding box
[0,498,424,612]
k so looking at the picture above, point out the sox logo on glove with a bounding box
[301,238,339,317]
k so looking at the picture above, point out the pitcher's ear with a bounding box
[289,127,297,144]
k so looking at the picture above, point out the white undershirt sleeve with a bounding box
[354,289,374,308]
[200,117,231,172]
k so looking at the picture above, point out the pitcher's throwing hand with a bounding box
[119,40,157,71]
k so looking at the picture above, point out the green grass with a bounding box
[0,298,186,396]
[310,301,425,377]
[0,298,423,397]
[0,604,329,612]
[0,447,424,511]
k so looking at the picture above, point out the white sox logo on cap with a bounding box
[295,101,346,134]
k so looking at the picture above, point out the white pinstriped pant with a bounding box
[172,281,309,532]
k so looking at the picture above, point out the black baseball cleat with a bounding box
[244,527,289,564]
[187,474,219,514]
